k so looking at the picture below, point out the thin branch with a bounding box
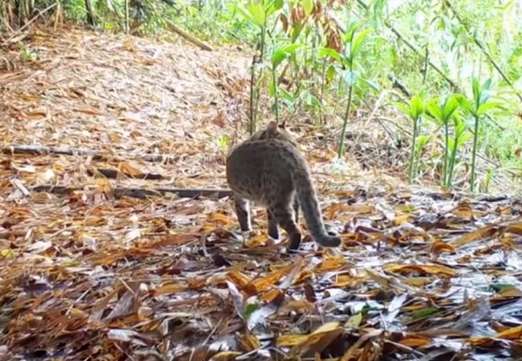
[2,144,177,163]
[444,0,522,102]
[1,2,57,46]
[165,20,213,51]
[32,185,232,199]
[354,0,460,91]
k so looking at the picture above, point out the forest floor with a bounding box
[1,26,522,361]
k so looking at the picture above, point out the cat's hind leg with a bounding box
[233,195,251,232]
[270,203,301,251]
[267,210,280,240]
[293,197,299,224]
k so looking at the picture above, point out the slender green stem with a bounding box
[272,64,279,124]
[319,58,327,124]
[252,24,267,132]
[408,117,419,183]
[338,84,353,158]
[443,122,449,187]
[470,114,480,191]
[248,56,257,135]
[447,139,458,187]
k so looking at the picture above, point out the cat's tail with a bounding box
[293,166,341,248]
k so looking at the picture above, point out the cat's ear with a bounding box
[267,121,278,130]
[266,121,278,135]
[279,120,287,130]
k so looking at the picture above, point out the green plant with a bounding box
[398,95,425,183]
[270,43,299,123]
[337,22,369,158]
[446,114,470,187]
[236,0,282,134]
[19,46,38,62]
[426,94,460,187]
[458,78,500,191]
[216,134,231,154]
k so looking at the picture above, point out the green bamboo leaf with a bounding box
[318,47,341,61]
[442,94,460,120]
[351,29,370,56]
[343,21,359,42]
[302,0,313,15]
[457,96,474,115]
[278,87,293,101]
[471,77,484,110]
[477,101,502,116]
[291,23,304,42]
[236,3,255,23]
[416,135,430,149]
[271,44,300,68]
[426,99,443,122]
[361,78,380,91]
[265,0,283,17]
[271,49,286,68]
[326,64,337,83]
[410,95,425,119]
[248,2,266,27]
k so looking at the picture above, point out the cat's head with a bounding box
[250,121,297,146]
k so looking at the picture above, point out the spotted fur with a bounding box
[226,122,340,250]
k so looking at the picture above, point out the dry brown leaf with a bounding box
[452,202,474,220]
[260,288,283,303]
[431,239,456,254]
[505,222,522,235]
[226,270,253,290]
[209,352,242,361]
[244,232,269,247]
[314,254,347,273]
[251,264,294,292]
[277,322,343,354]
[384,263,457,277]
[340,328,383,361]
[334,274,361,288]
[400,334,431,347]
[393,212,412,225]
[496,325,522,339]
[153,282,188,296]
[238,331,261,351]
[74,106,103,115]
[118,161,143,177]
[206,211,233,226]
[452,225,497,247]
[95,177,112,193]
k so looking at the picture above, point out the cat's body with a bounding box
[226,122,340,250]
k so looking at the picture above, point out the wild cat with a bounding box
[226,122,340,250]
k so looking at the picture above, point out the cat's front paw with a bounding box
[316,233,341,247]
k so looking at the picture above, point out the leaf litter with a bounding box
[1,27,522,361]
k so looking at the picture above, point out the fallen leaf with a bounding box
[384,263,456,277]
[452,225,497,247]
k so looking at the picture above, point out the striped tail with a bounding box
[293,168,340,247]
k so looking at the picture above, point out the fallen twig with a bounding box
[87,168,165,180]
[31,185,232,199]
[1,3,58,47]
[165,20,213,51]
[2,144,177,163]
